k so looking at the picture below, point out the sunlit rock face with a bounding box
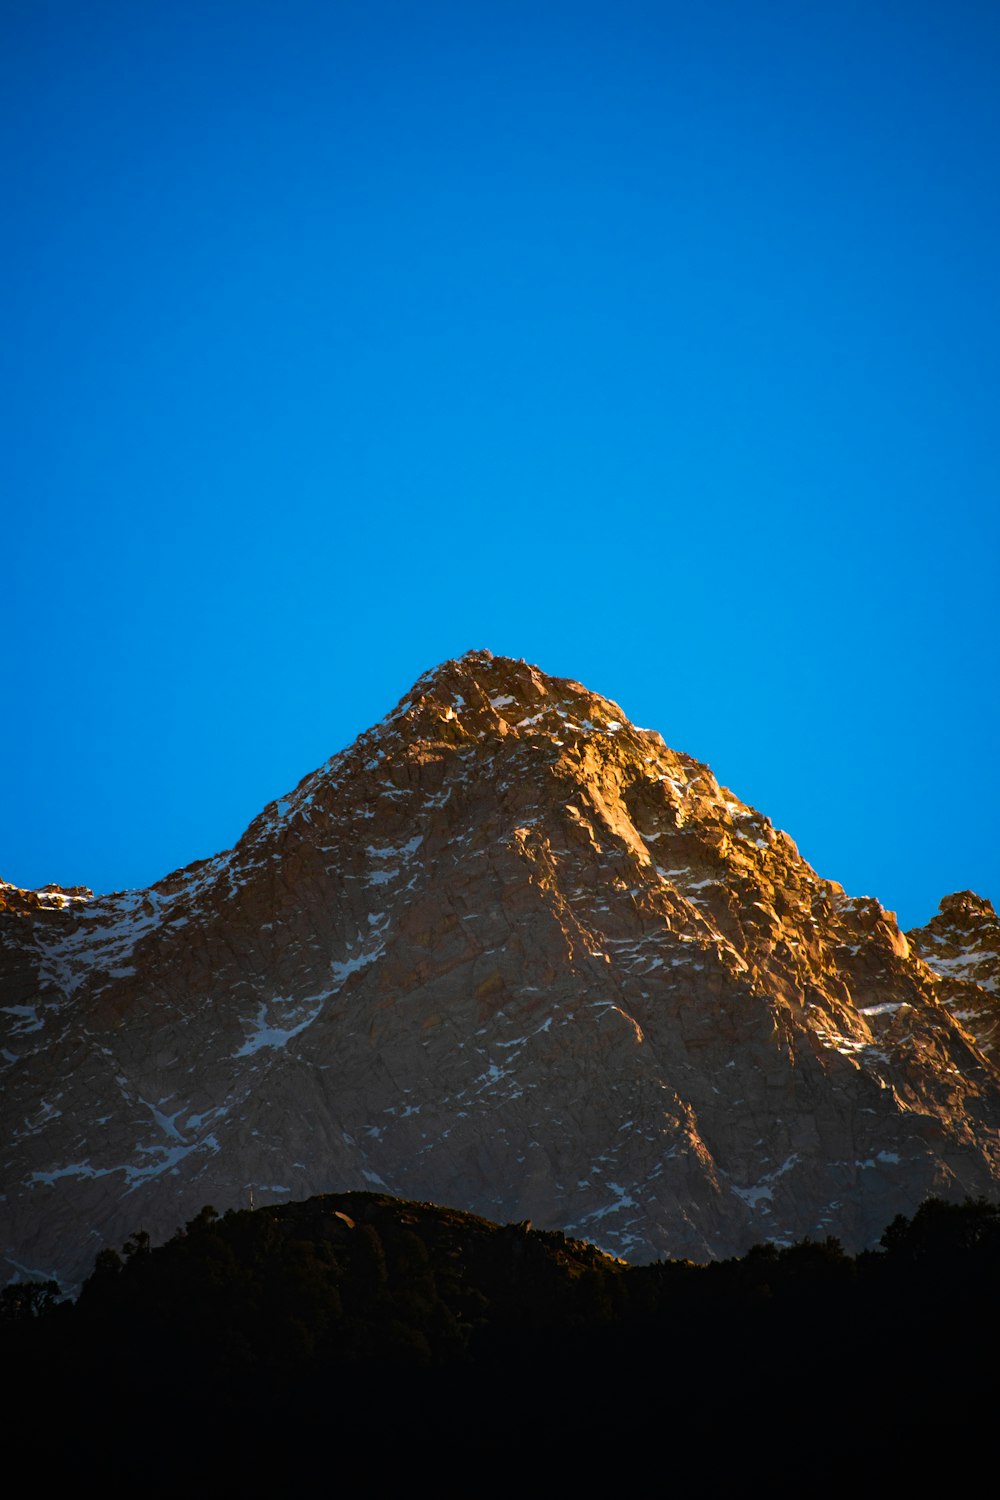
[3,650,999,1287]
[908,892,1000,1061]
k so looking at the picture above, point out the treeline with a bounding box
[4,1192,999,1492]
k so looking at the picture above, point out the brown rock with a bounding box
[908,892,1000,1060]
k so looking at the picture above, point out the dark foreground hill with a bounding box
[5,1189,1000,1493]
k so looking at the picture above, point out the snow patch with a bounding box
[234,999,325,1057]
[367,836,423,860]
[731,1154,800,1212]
[2,1005,43,1035]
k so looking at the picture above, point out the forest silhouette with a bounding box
[4,1191,997,1492]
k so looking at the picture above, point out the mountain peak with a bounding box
[386,651,629,737]
[3,653,999,1288]
[938,890,997,922]
[340,652,655,791]
[907,890,999,1059]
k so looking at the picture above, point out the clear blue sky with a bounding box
[3,1,998,930]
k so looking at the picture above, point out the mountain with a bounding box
[3,650,999,1288]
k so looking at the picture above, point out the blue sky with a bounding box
[3,1,998,929]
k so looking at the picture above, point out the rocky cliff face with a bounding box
[907,892,999,1061]
[3,651,999,1287]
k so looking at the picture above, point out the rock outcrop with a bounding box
[3,650,999,1287]
[908,891,999,1061]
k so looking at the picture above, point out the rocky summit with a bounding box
[3,651,999,1288]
